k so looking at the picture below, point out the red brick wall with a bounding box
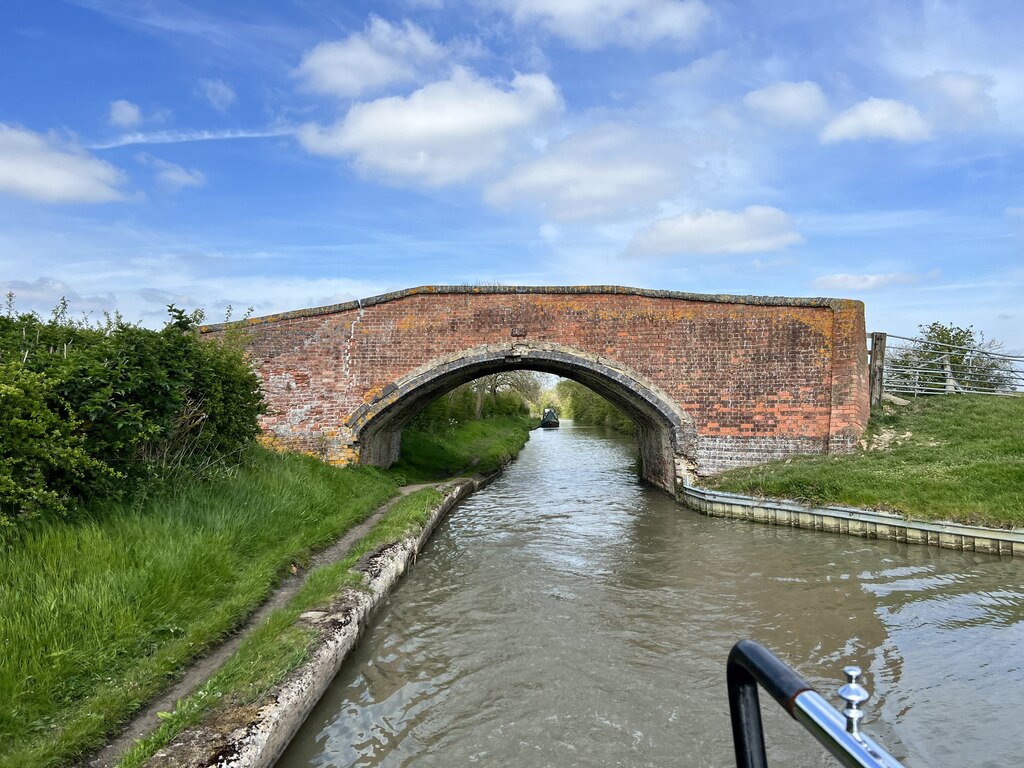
[201,286,869,491]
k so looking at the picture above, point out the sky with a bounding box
[1,0,1022,348]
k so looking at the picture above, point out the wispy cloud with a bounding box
[629,206,803,256]
[90,127,294,150]
[197,79,237,112]
[109,99,142,128]
[812,272,920,291]
[492,0,711,50]
[136,153,206,192]
[744,81,828,126]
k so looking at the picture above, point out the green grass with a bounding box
[0,411,533,768]
[388,414,535,482]
[708,395,1024,527]
[114,487,444,768]
[0,448,398,768]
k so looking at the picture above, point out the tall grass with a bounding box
[115,488,445,768]
[0,449,397,768]
[0,410,534,768]
[709,395,1024,527]
[390,414,535,482]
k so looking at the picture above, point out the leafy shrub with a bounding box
[0,363,111,528]
[0,302,264,530]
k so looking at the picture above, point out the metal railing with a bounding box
[727,640,905,768]
[869,332,1023,405]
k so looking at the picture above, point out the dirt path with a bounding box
[86,480,466,768]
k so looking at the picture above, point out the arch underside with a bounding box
[348,344,697,494]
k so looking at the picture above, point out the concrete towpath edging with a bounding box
[681,485,1024,556]
[157,473,495,768]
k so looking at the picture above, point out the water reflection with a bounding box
[278,423,1022,768]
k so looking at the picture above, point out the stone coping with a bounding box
[682,485,1024,557]
[199,285,861,332]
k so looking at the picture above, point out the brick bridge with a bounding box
[201,286,869,495]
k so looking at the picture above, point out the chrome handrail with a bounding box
[727,640,905,768]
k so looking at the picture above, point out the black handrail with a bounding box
[727,640,905,768]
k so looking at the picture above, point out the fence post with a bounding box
[869,332,886,407]
[942,355,959,392]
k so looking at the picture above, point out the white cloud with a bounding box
[872,3,1024,128]
[820,98,931,144]
[492,0,710,49]
[155,162,205,191]
[917,71,995,131]
[109,99,142,128]
[629,205,803,256]
[485,125,679,220]
[0,124,125,203]
[812,272,919,291]
[136,154,206,191]
[297,67,561,186]
[743,81,828,125]
[1,268,388,329]
[197,78,237,112]
[295,16,445,98]
[1007,207,1024,218]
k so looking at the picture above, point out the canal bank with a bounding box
[681,485,1024,556]
[62,417,535,768]
[132,473,501,768]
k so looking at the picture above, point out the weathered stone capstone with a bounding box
[200,285,870,495]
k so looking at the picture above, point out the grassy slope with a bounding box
[0,415,533,768]
[0,450,398,768]
[115,487,445,768]
[708,395,1024,527]
[389,414,535,482]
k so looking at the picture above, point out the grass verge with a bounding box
[707,395,1024,528]
[389,415,535,482]
[0,449,398,768]
[1,412,533,768]
[113,487,445,768]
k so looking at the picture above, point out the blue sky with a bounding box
[1,0,1022,347]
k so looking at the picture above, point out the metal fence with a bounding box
[868,332,1024,404]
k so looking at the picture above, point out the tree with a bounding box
[887,322,1018,394]
[555,378,635,433]
[473,371,542,417]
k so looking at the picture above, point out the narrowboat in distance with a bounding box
[540,408,559,428]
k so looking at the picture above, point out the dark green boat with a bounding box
[540,407,559,428]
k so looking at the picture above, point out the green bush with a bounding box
[0,303,264,530]
[0,364,111,528]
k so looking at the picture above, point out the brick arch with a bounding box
[349,342,698,493]
[200,285,869,496]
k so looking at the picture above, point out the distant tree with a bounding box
[474,371,542,417]
[887,322,1017,394]
[555,379,635,433]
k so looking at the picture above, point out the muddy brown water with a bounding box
[278,422,1023,767]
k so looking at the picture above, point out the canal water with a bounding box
[278,423,1022,767]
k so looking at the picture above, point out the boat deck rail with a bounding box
[727,640,905,768]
